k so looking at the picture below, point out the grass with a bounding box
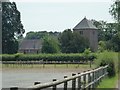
[97,74,118,89]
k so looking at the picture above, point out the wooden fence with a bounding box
[9,65,108,90]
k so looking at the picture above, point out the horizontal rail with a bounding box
[8,65,108,90]
[27,65,108,89]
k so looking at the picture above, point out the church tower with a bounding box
[73,17,98,51]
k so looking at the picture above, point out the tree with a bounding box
[92,20,117,41]
[111,32,120,51]
[109,0,120,32]
[59,29,89,53]
[109,0,120,51]
[25,31,60,39]
[25,31,48,39]
[41,36,60,53]
[109,0,120,23]
[2,2,25,54]
[59,29,73,53]
[70,32,89,53]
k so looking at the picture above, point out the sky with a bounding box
[10,0,115,35]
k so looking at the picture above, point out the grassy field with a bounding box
[97,74,118,89]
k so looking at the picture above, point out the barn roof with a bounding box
[19,39,42,50]
[73,17,98,30]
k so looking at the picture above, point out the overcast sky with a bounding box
[10,0,114,35]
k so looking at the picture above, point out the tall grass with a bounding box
[95,51,119,77]
[97,75,118,88]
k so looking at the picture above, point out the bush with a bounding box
[95,51,118,77]
[1,53,96,62]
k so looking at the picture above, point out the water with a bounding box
[2,67,87,88]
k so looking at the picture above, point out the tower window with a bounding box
[79,31,83,35]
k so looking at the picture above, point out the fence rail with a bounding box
[2,61,89,64]
[9,65,108,90]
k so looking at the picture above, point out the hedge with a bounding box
[0,53,96,62]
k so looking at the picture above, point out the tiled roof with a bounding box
[73,17,98,30]
[19,39,42,49]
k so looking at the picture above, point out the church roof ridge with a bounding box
[73,17,98,30]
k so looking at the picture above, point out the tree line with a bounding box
[2,1,120,54]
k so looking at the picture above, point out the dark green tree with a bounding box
[109,0,120,23]
[109,0,120,51]
[25,31,60,39]
[59,29,73,53]
[70,32,89,53]
[41,36,60,53]
[111,32,120,51]
[2,2,25,54]
[59,29,89,53]
[92,20,117,41]
[25,31,48,39]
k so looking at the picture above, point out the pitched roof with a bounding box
[19,39,42,50]
[73,17,98,30]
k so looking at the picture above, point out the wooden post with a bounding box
[99,68,102,82]
[53,79,57,90]
[105,66,108,76]
[34,82,41,90]
[64,76,68,90]
[10,87,18,90]
[97,69,100,85]
[92,70,95,89]
[72,73,76,90]
[96,70,98,86]
[88,72,91,90]
[78,73,81,90]
[90,61,92,68]
[83,71,86,90]
[94,70,97,87]
[34,82,41,85]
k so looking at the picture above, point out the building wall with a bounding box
[74,29,98,51]
[19,49,41,54]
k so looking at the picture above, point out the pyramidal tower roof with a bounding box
[73,17,98,30]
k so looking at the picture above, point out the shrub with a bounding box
[1,53,96,62]
[95,51,118,77]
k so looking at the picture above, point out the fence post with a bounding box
[88,71,91,90]
[96,69,99,86]
[53,79,57,90]
[99,68,102,82]
[72,73,76,90]
[105,66,108,76]
[34,82,41,90]
[64,75,68,90]
[10,87,18,90]
[95,69,98,87]
[83,71,86,90]
[34,82,41,85]
[97,69,100,85]
[92,69,95,89]
[78,73,81,90]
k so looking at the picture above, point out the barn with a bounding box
[18,39,42,54]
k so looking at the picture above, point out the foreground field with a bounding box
[2,64,93,88]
